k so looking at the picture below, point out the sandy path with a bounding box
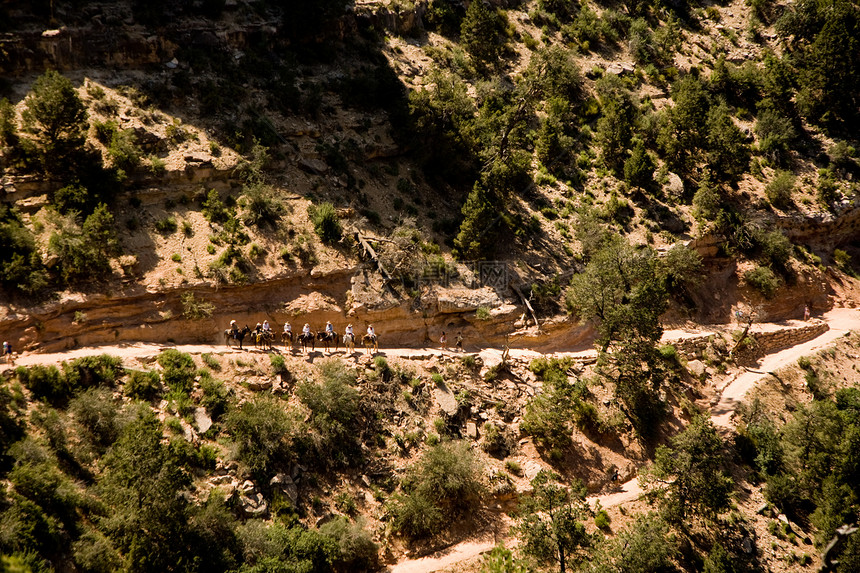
[389,537,498,573]
[4,310,859,573]
[710,307,860,428]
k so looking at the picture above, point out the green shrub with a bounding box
[125,369,161,402]
[224,395,296,479]
[201,189,231,224]
[297,361,361,465]
[834,248,853,272]
[48,205,118,285]
[200,376,230,421]
[476,306,491,320]
[181,291,215,320]
[765,171,795,209]
[149,155,166,174]
[308,202,342,244]
[201,353,221,371]
[0,204,49,295]
[108,129,141,173]
[595,509,612,530]
[241,182,284,228]
[70,387,121,451]
[391,441,483,539]
[73,529,123,573]
[389,488,445,539]
[93,119,118,144]
[320,517,379,572]
[480,422,509,458]
[373,356,392,381]
[157,349,196,394]
[16,365,70,405]
[270,354,287,376]
[62,354,124,390]
[155,217,178,234]
[744,266,781,299]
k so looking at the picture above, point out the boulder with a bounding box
[239,492,268,517]
[686,360,707,379]
[298,157,328,175]
[194,407,213,434]
[434,386,459,417]
[466,421,478,440]
[270,473,298,504]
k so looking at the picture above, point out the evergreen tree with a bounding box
[454,181,504,260]
[623,139,656,190]
[645,415,733,522]
[461,0,508,73]
[706,103,750,183]
[516,470,592,573]
[21,70,88,175]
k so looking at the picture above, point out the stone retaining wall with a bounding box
[667,320,829,364]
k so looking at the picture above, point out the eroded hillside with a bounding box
[1,0,860,571]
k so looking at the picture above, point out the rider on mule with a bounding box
[303,323,311,336]
[262,320,271,333]
[284,322,292,336]
[230,320,239,338]
[324,321,334,340]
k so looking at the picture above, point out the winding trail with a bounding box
[4,309,860,573]
[710,307,860,428]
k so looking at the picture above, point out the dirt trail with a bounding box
[710,307,860,428]
[389,537,499,573]
[4,310,859,573]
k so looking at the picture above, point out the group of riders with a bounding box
[227,319,377,353]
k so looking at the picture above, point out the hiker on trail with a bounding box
[440,331,448,350]
[804,305,811,321]
[455,332,463,351]
[3,341,11,364]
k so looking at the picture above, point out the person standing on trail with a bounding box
[2,341,11,364]
[440,331,448,350]
[804,305,811,321]
[455,332,463,351]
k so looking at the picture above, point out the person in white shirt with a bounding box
[303,323,311,335]
[262,320,271,332]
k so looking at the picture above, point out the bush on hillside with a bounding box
[296,361,361,466]
[765,170,795,209]
[390,441,483,539]
[224,395,297,479]
[308,202,342,245]
[744,266,781,299]
[16,365,71,405]
[62,354,124,391]
[157,349,196,394]
[124,370,162,402]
